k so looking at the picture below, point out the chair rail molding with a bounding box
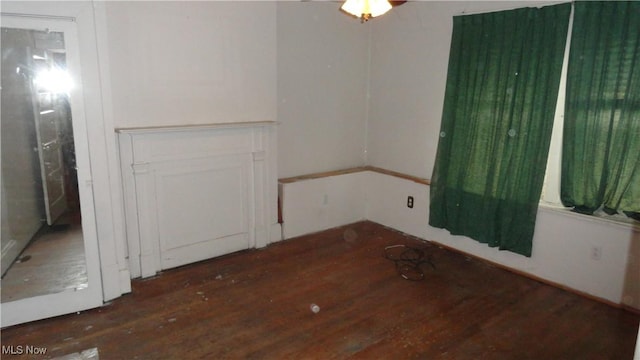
[117,122,278,278]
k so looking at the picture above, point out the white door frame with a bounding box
[1,1,130,327]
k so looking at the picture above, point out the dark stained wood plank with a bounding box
[1,221,638,359]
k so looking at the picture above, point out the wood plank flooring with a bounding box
[1,221,638,359]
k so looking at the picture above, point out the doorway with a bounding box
[0,13,105,328]
[1,26,87,303]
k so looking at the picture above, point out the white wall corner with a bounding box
[280,171,367,239]
[364,171,429,240]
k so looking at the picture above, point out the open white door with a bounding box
[28,47,68,226]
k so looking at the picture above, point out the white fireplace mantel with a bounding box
[117,122,279,278]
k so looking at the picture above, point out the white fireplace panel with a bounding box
[117,122,278,278]
[155,156,250,269]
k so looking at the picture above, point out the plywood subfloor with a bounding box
[1,221,638,359]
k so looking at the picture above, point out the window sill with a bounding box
[538,202,640,232]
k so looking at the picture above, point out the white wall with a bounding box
[277,2,370,178]
[105,1,369,179]
[280,171,367,239]
[104,1,277,129]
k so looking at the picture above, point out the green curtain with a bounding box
[429,4,571,257]
[562,1,640,219]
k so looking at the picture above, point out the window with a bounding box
[429,4,571,257]
[545,1,640,223]
[431,1,639,258]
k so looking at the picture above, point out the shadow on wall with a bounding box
[622,229,640,311]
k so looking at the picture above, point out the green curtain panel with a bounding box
[562,1,640,219]
[429,4,571,256]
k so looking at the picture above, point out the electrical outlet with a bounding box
[407,196,414,209]
[590,246,602,261]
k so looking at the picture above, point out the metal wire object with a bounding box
[384,244,436,281]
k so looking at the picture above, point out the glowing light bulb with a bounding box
[341,0,393,22]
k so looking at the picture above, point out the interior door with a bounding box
[0,14,104,328]
[29,47,68,225]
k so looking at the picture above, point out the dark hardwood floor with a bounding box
[1,221,638,359]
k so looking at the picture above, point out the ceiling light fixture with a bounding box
[341,0,393,23]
